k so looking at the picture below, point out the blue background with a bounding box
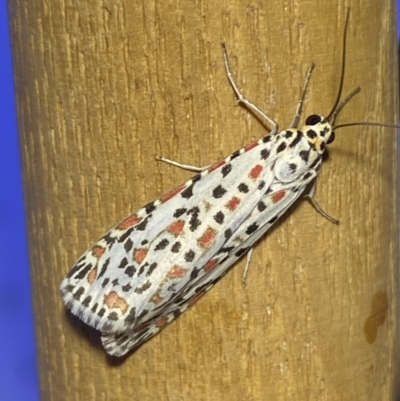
[0,1,39,400]
[0,3,398,400]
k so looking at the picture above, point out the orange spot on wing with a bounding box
[104,291,128,313]
[204,258,219,272]
[87,268,97,284]
[244,141,258,151]
[167,265,188,279]
[225,196,241,211]
[118,214,142,230]
[167,220,185,236]
[92,246,106,258]
[272,190,285,203]
[197,227,217,248]
[208,160,225,172]
[133,248,148,263]
[151,293,164,304]
[160,184,186,203]
[249,164,263,179]
[189,291,206,305]
[156,316,168,328]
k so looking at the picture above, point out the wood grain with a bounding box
[9,0,399,399]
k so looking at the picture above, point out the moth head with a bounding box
[304,114,335,152]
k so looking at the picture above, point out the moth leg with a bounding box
[156,156,211,172]
[289,63,315,129]
[305,181,339,224]
[221,43,279,136]
[242,247,254,287]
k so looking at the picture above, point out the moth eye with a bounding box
[305,114,322,125]
[327,132,335,144]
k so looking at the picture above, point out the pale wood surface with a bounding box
[9,0,398,400]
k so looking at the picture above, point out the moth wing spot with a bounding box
[225,196,241,211]
[272,190,286,203]
[189,290,206,306]
[104,291,128,313]
[92,245,106,258]
[156,316,169,328]
[118,214,142,230]
[204,258,219,272]
[249,164,263,180]
[167,265,188,279]
[167,220,185,236]
[197,227,217,249]
[133,248,148,263]
[87,267,97,284]
[160,184,186,203]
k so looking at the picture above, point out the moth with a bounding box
[60,11,396,357]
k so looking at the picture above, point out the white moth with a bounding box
[60,10,397,357]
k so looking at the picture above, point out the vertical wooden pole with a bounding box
[9,0,398,399]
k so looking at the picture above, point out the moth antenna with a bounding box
[334,121,400,130]
[326,8,350,123]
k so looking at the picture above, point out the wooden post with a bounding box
[9,0,398,399]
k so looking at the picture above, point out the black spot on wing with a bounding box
[82,296,92,307]
[184,250,195,262]
[214,211,225,224]
[136,218,148,231]
[145,202,156,214]
[238,183,249,193]
[119,227,134,242]
[230,150,241,160]
[125,265,137,277]
[125,307,137,324]
[246,223,259,235]
[235,247,249,257]
[147,262,158,276]
[155,239,169,251]
[221,164,232,177]
[189,207,201,231]
[71,286,84,302]
[73,263,92,280]
[257,201,267,212]
[124,238,133,252]
[224,229,233,239]
[171,242,182,253]
[97,258,110,280]
[181,185,194,199]
[108,312,119,321]
[118,258,128,269]
[260,148,270,159]
[134,280,152,294]
[192,174,202,184]
[138,263,148,276]
[173,208,187,218]
[257,181,266,190]
[212,185,227,199]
